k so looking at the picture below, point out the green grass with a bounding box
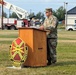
[58,37,76,40]
[0,41,12,44]
[0,30,76,75]
[0,35,18,38]
[58,24,65,29]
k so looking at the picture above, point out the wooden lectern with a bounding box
[19,28,47,67]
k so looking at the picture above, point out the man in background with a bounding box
[40,8,58,65]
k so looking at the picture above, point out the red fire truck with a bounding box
[0,0,29,30]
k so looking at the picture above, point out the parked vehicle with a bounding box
[66,25,76,31]
[0,18,29,30]
[0,0,29,30]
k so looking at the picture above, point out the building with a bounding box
[66,6,76,26]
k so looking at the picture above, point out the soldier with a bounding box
[40,8,58,65]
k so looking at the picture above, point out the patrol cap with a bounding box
[45,8,52,12]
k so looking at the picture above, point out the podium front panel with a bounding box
[19,28,47,67]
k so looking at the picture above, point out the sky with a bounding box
[3,0,76,15]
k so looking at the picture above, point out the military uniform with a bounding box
[43,11,58,64]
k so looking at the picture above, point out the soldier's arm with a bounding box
[39,19,47,30]
[39,25,44,30]
[46,17,58,32]
[43,19,47,30]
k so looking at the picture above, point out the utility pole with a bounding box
[64,2,66,11]
[0,6,1,17]
[30,9,32,14]
[1,0,4,30]
[64,2,68,30]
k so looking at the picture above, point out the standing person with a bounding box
[30,16,36,27]
[40,8,58,65]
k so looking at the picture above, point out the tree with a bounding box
[29,12,35,19]
[53,6,65,21]
[35,12,45,21]
[29,12,45,22]
[53,10,57,17]
[9,12,18,19]
[3,12,7,18]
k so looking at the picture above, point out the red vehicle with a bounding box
[0,0,29,30]
[0,18,29,30]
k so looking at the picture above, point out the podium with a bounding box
[19,28,47,67]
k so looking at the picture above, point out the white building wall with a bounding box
[67,14,76,26]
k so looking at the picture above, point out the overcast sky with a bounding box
[4,0,76,14]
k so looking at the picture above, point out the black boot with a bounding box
[52,60,57,64]
[47,58,52,66]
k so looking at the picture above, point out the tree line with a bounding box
[3,6,65,21]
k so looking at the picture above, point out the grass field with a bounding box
[0,30,76,75]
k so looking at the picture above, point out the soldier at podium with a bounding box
[40,8,58,65]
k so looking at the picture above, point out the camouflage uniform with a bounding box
[43,15,58,64]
